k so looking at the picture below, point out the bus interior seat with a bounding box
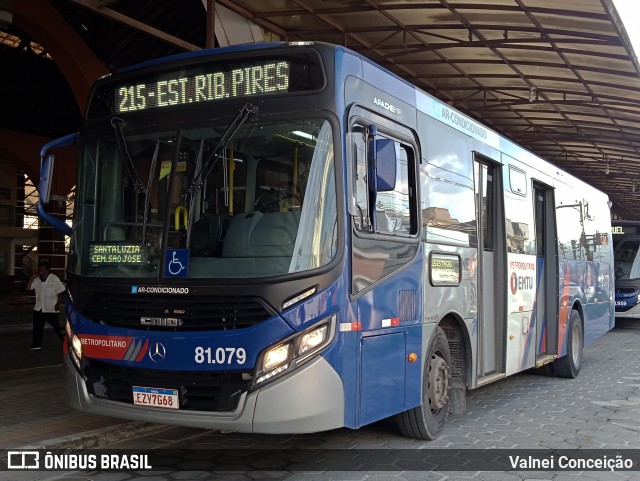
[221,211,264,258]
[249,211,300,255]
[190,213,230,257]
[189,211,300,277]
[222,211,300,258]
[105,225,127,241]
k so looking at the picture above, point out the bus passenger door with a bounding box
[533,184,558,362]
[474,155,506,380]
[348,108,421,427]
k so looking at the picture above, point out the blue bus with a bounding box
[39,41,614,439]
[613,220,640,320]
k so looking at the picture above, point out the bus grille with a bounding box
[74,290,275,331]
[616,287,638,295]
[84,359,251,412]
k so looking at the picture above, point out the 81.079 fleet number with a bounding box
[194,346,247,365]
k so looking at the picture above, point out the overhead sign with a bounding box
[612,224,640,235]
[115,61,290,113]
[89,243,145,266]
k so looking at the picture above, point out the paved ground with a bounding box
[1,313,640,480]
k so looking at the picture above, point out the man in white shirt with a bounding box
[26,260,66,350]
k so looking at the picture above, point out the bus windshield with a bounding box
[614,238,640,280]
[69,116,337,279]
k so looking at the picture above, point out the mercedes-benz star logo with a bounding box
[148,342,166,363]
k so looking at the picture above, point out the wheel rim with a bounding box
[571,321,582,368]
[428,353,449,411]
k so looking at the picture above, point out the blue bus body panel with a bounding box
[334,47,363,127]
[280,279,344,331]
[584,262,615,345]
[353,258,424,427]
[558,260,580,358]
[557,259,614,357]
[360,332,405,422]
[68,306,294,371]
[69,278,345,373]
[334,47,424,427]
[361,57,415,106]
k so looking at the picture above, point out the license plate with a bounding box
[132,386,179,409]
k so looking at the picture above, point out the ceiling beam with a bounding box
[251,4,609,21]
[68,0,201,51]
[214,0,290,38]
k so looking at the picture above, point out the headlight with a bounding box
[66,321,83,370]
[253,314,336,389]
[262,343,291,372]
[296,324,328,356]
[71,334,83,360]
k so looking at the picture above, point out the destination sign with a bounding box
[115,61,290,113]
[90,243,146,266]
[430,253,461,286]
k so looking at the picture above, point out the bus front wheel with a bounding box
[396,326,451,440]
[554,310,583,379]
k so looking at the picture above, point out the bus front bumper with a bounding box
[65,355,345,433]
[615,302,640,320]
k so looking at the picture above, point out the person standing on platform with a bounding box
[27,260,65,350]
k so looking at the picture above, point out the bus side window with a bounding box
[375,143,413,235]
[353,126,415,236]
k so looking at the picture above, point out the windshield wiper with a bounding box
[141,139,161,243]
[111,117,146,193]
[186,138,205,247]
[185,103,258,245]
[190,103,258,190]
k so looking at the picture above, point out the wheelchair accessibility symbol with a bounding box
[165,249,189,278]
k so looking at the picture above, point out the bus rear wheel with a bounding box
[396,326,451,439]
[554,309,583,379]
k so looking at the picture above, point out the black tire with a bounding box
[536,362,555,377]
[396,326,451,440]
[554,309,583,379]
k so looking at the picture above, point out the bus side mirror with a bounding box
[39,153,54,205]
[375,138,397,192]
[37,132,79,236]
[367,125,396,193]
